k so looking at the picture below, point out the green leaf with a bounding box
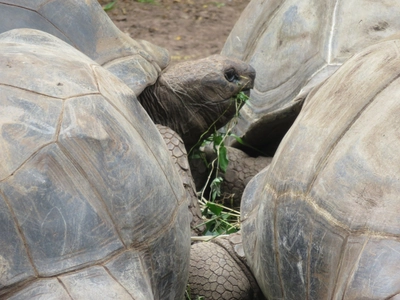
[218,144,229,173]
[212,134,223,152]
[221,213,230,220]
[232,134,245,145]
[103,1,116,11]
[235,91,249,103]
[210,177,222,201]
[206,201,223,216]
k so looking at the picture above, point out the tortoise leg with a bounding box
[156,124,205,235]
[195,145,272,208]
[188,233,265,299]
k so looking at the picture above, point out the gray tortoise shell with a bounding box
[241,37,400,299]
[222,0,400,152]
[0,0,170,96]
[0,29,190,299]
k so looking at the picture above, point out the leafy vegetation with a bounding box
[189,91,249,237]
[185,91,249,299]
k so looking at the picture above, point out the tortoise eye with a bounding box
[225,69,239,82]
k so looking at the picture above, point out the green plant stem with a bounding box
[199,198,241,216]
[190,91,249,236]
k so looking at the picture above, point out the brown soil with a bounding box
[98,0,249,63]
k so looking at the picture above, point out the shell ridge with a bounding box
[55,141,127,248]
[341,237,370,298]
[101,265,134,298]
[90,64,185,208]
[251,51,322,99]
[0,189,38,276]
[305,71,400,206]
[268,182,400,238]
[55,277,73,299]
[0,142,55,184]
[103,248,155,299]
[330,234,349,300]
[101,53,143,69]
[54,100,65,142]
[0,83,63,101]
[243,0,287,62]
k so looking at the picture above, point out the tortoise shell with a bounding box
[0,0,170,95]
[222,0,400,154]
[241,37,400,299]
[0,29,190,299]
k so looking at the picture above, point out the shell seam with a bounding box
[102,265,134,298]
[0,142,55,184]
[340,237,369,298]
[242,0,287,62]
[56,277,74,300]
[55,141,127,248]
[330,234,349,299]
[0,190,39,276]
[263,183,400,240]
[89,64,186,207]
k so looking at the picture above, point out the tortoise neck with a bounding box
[137,78,206,150]
[137,82,170,127]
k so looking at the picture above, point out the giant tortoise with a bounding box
[0,0,257,236]
[0,0,255,151]
[189,36,400,299]
[199,0,400,210]
[239,35,400,300]
[0,28,191,299]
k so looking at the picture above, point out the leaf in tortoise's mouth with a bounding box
[217,90,251,105]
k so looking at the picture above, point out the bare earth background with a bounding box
[98,0,250,63]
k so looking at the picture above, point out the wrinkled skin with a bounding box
[138,55,255,150]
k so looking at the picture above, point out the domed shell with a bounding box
[222,0,400,153]
[0,29,190,299]
[0,0,170,95]
[241,38,400,299]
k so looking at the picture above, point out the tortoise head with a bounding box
[138,55,255,150]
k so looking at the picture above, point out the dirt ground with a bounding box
[98,0,250,63]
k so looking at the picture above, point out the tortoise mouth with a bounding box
[218,88,251,104]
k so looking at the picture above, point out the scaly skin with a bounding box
[156,125,204,236]
[188,233,265,300]
[202,146,273,207]
[138,55,255,151]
